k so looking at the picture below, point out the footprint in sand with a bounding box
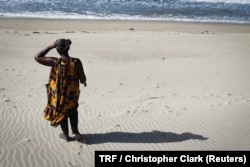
[223,101,232,105]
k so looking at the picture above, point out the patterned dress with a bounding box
[44,58,80,127]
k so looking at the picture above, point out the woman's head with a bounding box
[56,39,72,55]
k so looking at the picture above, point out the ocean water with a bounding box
[0,0,250,24]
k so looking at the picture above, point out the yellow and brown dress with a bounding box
[44,58,80,127]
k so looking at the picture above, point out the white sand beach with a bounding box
[0,18,250,166]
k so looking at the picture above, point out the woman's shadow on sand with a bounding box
[82,130,207,144]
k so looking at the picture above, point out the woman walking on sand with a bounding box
[35,39,87,142]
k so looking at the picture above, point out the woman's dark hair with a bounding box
[56,39,72,55]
